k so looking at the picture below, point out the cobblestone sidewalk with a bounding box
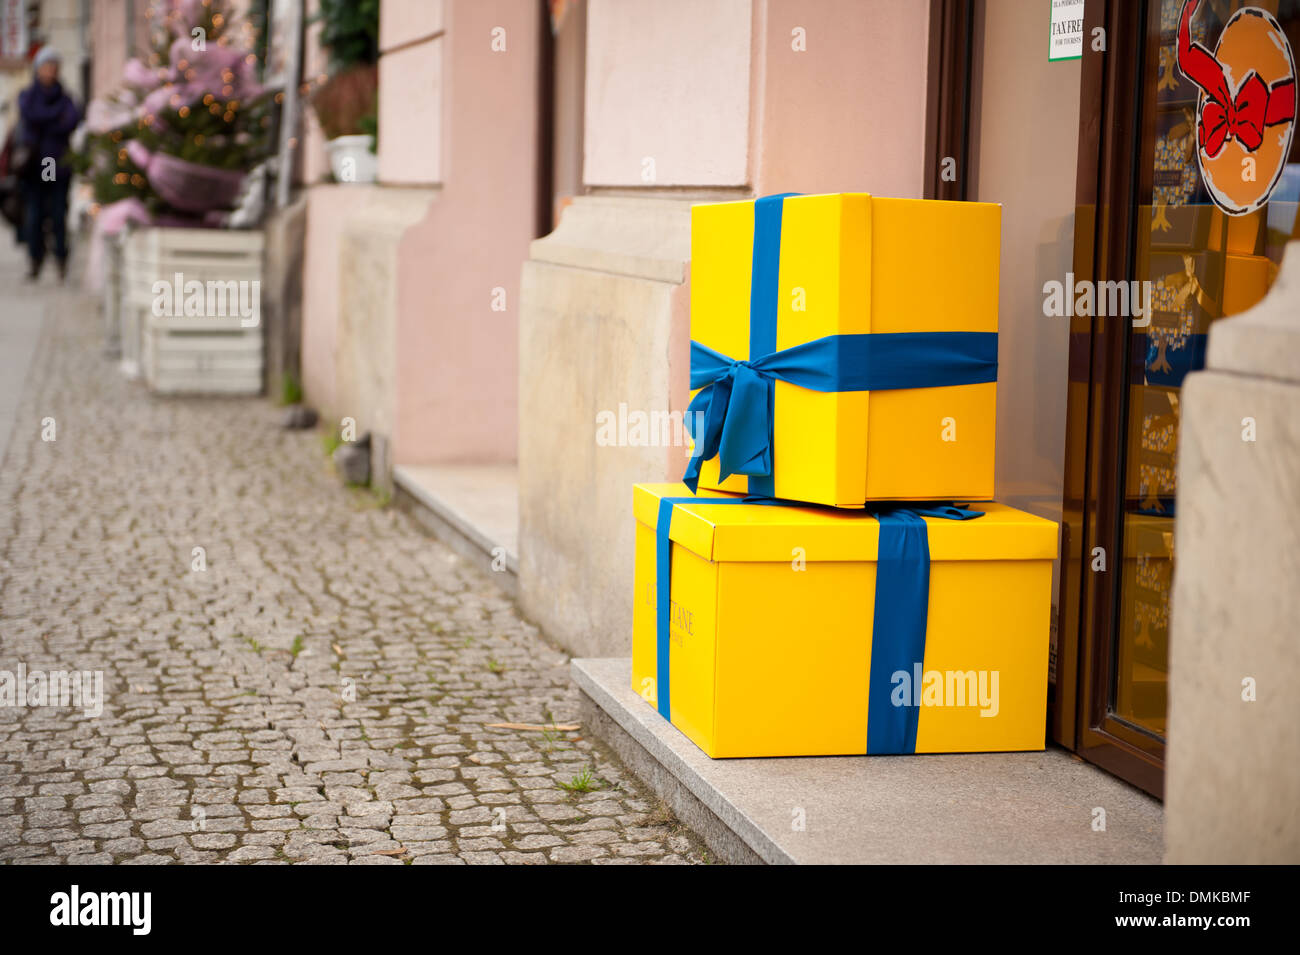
[0,287,711,865]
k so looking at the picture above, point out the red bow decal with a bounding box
[1177,0,1296,158]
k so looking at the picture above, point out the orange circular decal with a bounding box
[1177,0,1297,214]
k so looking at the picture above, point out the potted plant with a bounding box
[311,0,379,184]
[70,0,274,391]
[311,64,378,184]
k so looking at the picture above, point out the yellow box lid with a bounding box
[634,483,1058,563]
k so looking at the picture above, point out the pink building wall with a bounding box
[391,0,539,466]
[298,0,329,187]
[584,0,752,186]
[580,0,932,197]
[752,0,931,197]
[377,0,443,185]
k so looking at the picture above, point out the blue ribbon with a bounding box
[653,493,982,752]
[683,192,999,494]
[1144,331,1207,388]
[654,495,747,721]
[865,504,983,754]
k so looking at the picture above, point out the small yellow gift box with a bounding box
[686,192,1000,508]
[631,483,1057,758]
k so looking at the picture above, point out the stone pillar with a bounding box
[300,185,436,466]
[300,0,535,487]
[89,0,129,101]
[261,194,307,398]
[517,0,933,658]
[299,2,443,428]
[519,197,694,658]
[1166,239,1300,863]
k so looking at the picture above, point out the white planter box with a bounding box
[103,235,123,357]
[142,326,264,395]
[119,227,265,395]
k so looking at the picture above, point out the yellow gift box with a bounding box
[689,192,1000,508]
[1115,514,1173,728]
[1222,252,1270,316]
[1119,514,1173,671]
[1127,384,1179,512]
[631,483,1057,758]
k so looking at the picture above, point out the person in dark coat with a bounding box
[17,46,80,281]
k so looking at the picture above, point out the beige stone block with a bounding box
[518,198,693,658]
[262,195,308,396]
[1166,241,1300,864]
[333,188,436,485]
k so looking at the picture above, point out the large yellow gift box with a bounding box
[631,483,1057,758]
[686,192,1000,508]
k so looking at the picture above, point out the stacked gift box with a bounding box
[1156,0,1213,110]
[1142,207,1270,391]
[1135,111,1272,514]
[1115,515,1173,726]
[1136,35,1275,513]
[629,192,1059,758]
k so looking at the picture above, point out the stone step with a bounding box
[573,657,1165,865]
[393,464,519,595]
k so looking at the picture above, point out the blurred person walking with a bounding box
[16,46,80,282]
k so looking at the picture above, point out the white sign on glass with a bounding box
[1049,0,1086,62]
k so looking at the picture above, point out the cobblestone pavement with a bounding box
[0,280,712,865]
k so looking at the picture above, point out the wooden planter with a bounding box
[102,234,123,358]
[120,227,265,395]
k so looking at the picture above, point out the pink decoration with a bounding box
[146,152,246,213]
[95,197,154,236]
[123,58,162,92]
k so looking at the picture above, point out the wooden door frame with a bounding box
[926,0,1167,796]
[535,0,556,238]
[1060,0,1166,797]
[924,0,979,201]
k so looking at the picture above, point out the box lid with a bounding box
[635,483,1058,563]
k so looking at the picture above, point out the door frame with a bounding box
[926,0,1167,796]
[1059,0,1165,797]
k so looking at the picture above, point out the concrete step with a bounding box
[573,657,1165,864]
[393,464,519,595]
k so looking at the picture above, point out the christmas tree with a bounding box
[73,0,274,221]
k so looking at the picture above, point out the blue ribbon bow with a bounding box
[683,193,999,497]
[653,494,982,755]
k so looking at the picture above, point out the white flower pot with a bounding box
[325,135,378,184]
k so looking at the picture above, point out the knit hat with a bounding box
[33,46,62,70]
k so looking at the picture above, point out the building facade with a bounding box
[86,0,1300,862]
